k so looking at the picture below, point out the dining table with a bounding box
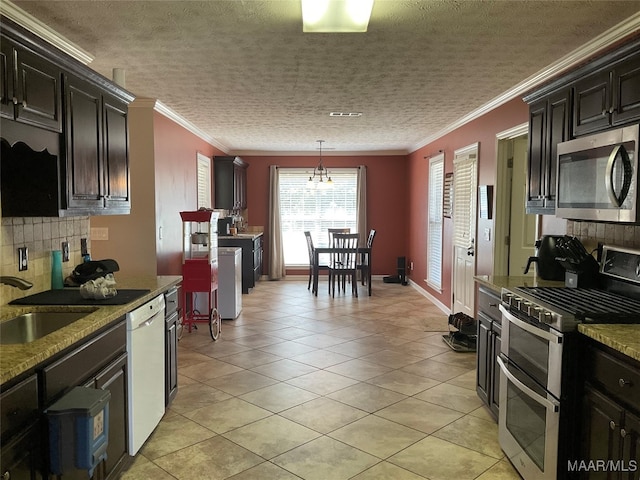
[312,246,372,296]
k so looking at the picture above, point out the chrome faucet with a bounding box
[0,276,33,290]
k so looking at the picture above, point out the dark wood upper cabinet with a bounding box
[612,55,640,127]
[65,74,104,212]
[1,33,62,132]
[574,53,640,137]
[214,156,249,210]
[103,94,130,213]
[525,37,640,215]
[526,89,570,215]
[0,16,133,217]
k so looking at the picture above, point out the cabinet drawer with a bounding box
[165,287,179,317]
[0,374,38,440]
[477,287,501,323]
[587,345,640,411]
[42,319,126,405]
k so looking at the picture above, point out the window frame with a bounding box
[426,153,444,291]
[278,167,359,266]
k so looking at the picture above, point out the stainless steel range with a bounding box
[498,245,640,480]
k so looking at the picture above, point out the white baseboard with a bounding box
[408,279,451,315]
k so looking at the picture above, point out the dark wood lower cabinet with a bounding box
[476,287,501,420]
[579,341,640,480]
[0,420,43,480]
[94,353,128,480]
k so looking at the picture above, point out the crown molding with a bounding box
[410,11,640,153]
[153,101,230,153]
[231,149,408,156]
[0,0,94,65]
[496,123,528,140]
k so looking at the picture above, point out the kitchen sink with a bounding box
[0,310,94,344]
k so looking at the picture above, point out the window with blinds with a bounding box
[279,168,358,265]
[427,154,444,290]
[453,147,478,248]
[197,153,211,209]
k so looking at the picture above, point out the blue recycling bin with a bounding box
[47,386,110,477]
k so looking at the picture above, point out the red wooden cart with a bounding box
[180,210,221,340]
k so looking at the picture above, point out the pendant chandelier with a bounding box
[307,140,333,189]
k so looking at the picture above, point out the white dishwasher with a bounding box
[126,294,165,455]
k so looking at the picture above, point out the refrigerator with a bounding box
[218,247,242,319]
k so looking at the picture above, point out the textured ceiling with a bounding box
[8,0,640,154]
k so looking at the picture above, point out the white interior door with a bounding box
[509,137,537,275]
[452,144,478,317]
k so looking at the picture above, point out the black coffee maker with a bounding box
[523,235,565,280]
[217,217,233,236]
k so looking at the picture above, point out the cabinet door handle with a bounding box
[619,378,631,387]
[12,96,18,105]
[2,471,10,480]
[610,420,617,430]
[620,428,627,438]
[22,100,27,108]
[489,303,497,307]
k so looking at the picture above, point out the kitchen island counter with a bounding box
[0,275,181,385]
[578,323,640,363]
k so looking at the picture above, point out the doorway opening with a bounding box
[494,124,539,276]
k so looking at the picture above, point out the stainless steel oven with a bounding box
[498,244,640,480]
[498,304,565,480]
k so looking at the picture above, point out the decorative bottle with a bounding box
[51,250,64,289]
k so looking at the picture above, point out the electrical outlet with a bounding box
[81,238,88,256]
[409,261,414,271]
[61,241,70,262]
[18,247,28,271]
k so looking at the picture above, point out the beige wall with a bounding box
[91,99,159,276]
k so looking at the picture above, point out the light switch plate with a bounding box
[18,247,28,271]
[484,228,491,242]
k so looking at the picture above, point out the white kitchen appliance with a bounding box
[218,247,242,319]
[126,294,165,455]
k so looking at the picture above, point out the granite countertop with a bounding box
[474,275,565,293]
[0,275,181,385]
[578,324,640,362]
[218,231,263,240]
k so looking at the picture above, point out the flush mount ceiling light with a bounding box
[307,140,333,189]
[302,0,374,33]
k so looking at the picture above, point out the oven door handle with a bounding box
[499,305,562,344]
[497,356,560,412]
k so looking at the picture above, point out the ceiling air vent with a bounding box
[329,112,362,117]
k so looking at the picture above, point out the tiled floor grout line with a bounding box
[122,280,520,480]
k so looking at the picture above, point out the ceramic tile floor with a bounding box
[121,279,522,480]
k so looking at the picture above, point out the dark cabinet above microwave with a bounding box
[0,16,133,217]
[523,37,640,216]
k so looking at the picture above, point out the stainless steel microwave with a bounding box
[556,124,639,223]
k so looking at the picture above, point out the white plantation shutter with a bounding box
[278,168,358,265]
[427,155,444,290]
[453,146,478,248]
[197,153,211,209]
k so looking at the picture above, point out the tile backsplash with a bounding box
[566,220,640,253]
[1,216,90,305]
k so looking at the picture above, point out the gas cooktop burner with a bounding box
[516,287,640,322]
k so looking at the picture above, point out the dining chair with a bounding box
[304,231,328,292]
[327,227,350,247]
[328,233,359,297]
[357,229,376,286]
